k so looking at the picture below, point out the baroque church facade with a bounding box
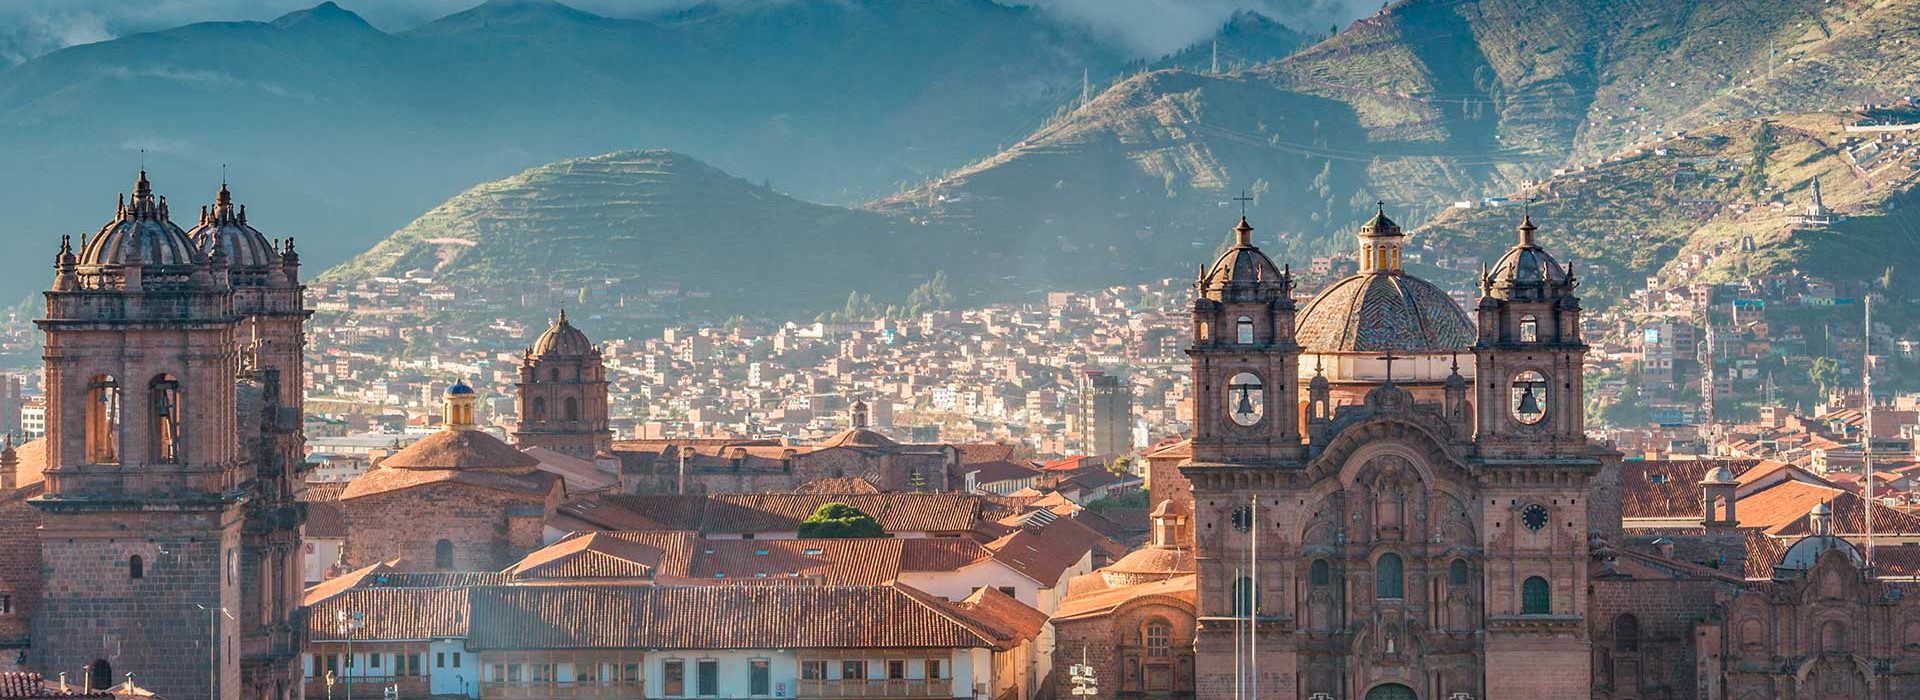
[1091,210,1920,700]
[10,173,309,700]
[1180,210,1605,700]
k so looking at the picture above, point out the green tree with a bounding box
[797,502,886,538]
[1603,382,1652,427]
[1809,356,1842,398]
[1106,455,1134,477]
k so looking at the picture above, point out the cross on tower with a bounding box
[1234,190,1254,216]
[1375,350,1401,384]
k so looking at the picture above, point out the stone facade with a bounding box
[512,311,612,459]
[342,483,558,571]
[1175,213,1604,700]
[24,172,309,700]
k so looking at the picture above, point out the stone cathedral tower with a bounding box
[33,172,249,699]
[512,310,611,458]
[189,182,309,700]
[1182,210,1609,700]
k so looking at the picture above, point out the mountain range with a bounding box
[0,0,1310,304]
[10,0,1920,317]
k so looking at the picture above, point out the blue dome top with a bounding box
[447,381,475,396]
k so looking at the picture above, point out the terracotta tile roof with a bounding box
[509,532,672,580]
[688,539,905,585]
[1733,480,1848,534]
[1142,437,1191,460]
[967,460,1042,485]
[465,583,1015,650]
[308,586,472,642]
[583,493,1016,534]
[0,672,116,698]
[378,429,539,471]
[1620,459,1764,519]
[981,518,1115,585]
[1052,574,1197,621]
[304,500,347,538]
[955,444,1018,465]
[1766,490,1920,537]
[299,481,348,502]
[901,539,991,572]
[793,477,882,495]
[595,532,702,576]
[341,465,560,501]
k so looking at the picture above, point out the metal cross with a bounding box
[1234,190,1254,216]
[1375,350,1400,384]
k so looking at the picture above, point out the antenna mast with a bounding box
[1212,39,1220,75]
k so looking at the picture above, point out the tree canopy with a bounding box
[797,502,886,538]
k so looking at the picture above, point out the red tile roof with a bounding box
[308,586,472,642]
[1052,574,1197,621]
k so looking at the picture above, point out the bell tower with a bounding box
[1473,213,1587,458]
[1186,215,1302,464]
[188,182,309,700]
[1471,213,1600,699]
[33,172,245,700]
[513,310,611,459]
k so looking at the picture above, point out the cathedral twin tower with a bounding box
[34,172,308,700]
[1182,209,1609,700]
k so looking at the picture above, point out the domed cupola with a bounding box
[1199,216,1289,301]
[530,309,596,357]
[1485,214,1573,302]
[188,183,283,279]
[78,171,206,272]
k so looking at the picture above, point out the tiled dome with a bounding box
[1200,217,1287,298]
[1296,272,1473,353]
[78,171,203,268]
[188,184,281,270]
[531,310,595,356]
[1488,216,1569,287]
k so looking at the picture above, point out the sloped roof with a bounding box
[378,429,539,472]
[308,586,472,642]
[579,493,1018,534]
[465,583,1016,650]
[342,464,560,501]
[1052,574,1197,621]
[508,532,670,580]
[1296,271,1473,354]
[793,477,883,495]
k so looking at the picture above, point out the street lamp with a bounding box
[193,604,233,700]
[338,609,364,700]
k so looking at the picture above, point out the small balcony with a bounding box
[304,675,429,700]
[796,678,954,698]
[481,679,645,699]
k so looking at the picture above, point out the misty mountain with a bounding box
[323,149,962,315]
[0,0,1189,301]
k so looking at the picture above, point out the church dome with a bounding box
[1199,217,1287,297]
[1296,273,1473,353]
[447,380,476,396]
[78,171,203,268]
[1488,215,1569,287]
[187,184,281,270]
[531,310,594,357]
[819,427,897,449]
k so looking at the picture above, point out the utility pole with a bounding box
[1212,39,1220,75]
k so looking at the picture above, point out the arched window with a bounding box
[564,397,579,422]
[86,374,120,464]
[1519,314,1538,343]
[1236,316,1255,345]
[150,374,181,464]
[434,539,454,570]
[530,397,547,422]
[1227,373,1264,427]
[1309,559,1330,586]
[1231,576,1257,617]
[1522,576,1550,614]
[1448,559,1469,586]
[1144,619,1171,657]
[128,555,144,579]
[1510,370,1549,425]
[1376,553,1403,600]
[549,367,560,382]
[1615,614,1640,652]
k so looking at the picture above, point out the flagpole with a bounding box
[1865,295,1875,567]
[1236,563,1251,700]
[1248,495,1258,700]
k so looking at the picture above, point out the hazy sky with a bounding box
[0,0,1382,65]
